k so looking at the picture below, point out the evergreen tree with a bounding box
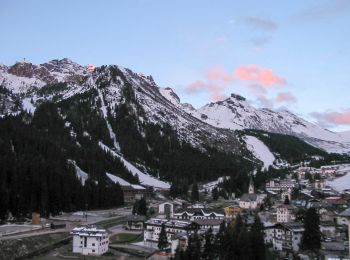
[214,221,226,259]
[250,214,266,260]
[284,195,290,205]
[138,197,148,216]
[185,232,201,259]
[158,224,168,251]
[191,183,199,202]
[301,207,321,251]
[202,228,214,260]
[212,187,219,200]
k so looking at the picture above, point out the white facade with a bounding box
[71,226,109,256]
[266,223,304,252]
[276,205,296,223]
[158,202,174,218]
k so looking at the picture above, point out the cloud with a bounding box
[185,79,226,101]
[311,109,350,126]
[207,66,234,84]
[234,65,286,87]
[275,92,297,103]
[296,0,350,22]
[241,16,277,31]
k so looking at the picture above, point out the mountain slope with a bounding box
[171,93,350,154]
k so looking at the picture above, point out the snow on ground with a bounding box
[327,172,350,192]
[21,97,36,114]
[106,172,131,186]
[68,160,88,186]
[244,135,275,170]
[96,86,121,152]
[99,142,170,189]
[201,176,230,192]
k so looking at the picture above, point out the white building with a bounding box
[266,179,296,193]
[239,176,261,210]
[173,208,224,220]
[158,202,174,219]
[276,205,296,223]
[71,225,109,256]
[143,218,198,248]
[265,223,304,252]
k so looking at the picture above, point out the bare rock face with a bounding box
[8,62,36,78]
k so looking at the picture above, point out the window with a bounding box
[92,243,95,246]
[92,249,95,253]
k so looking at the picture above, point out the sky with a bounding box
[0,0,350,131]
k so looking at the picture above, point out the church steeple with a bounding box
[248,175,254,194]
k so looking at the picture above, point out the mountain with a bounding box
[160,92,350,154]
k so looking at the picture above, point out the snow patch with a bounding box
[327,171,350,192]
[99,142,170,189]
[245,135,275,170]
[22,97,36,114]
[106,172,131,186]
[68,160,88,186]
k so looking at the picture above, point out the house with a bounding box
[143,218,198,248]
[276,204,296,223]
[173,208,224,221]
[158,202,174,219]
[126,215,146,230]
[223,205,241,219]
[193,218,224,233]
[267,222,304,252]
[122,185,149,203]
[265,178,296,193]
[71,225,109,256]
[239,176,261,210]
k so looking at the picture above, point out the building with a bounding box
[265,178,296,193]
[71,225,109,256]
[158,202,174,219]
[193,218,224,233]
[340,208,350,253]
[143,218,199,248]
[173,208,224,221]
[266,222,304,252]
[239,177,260,210]
[126,215,146,230]
[276,204,296,223]
[122,185,149,203]
[223,205,241,219]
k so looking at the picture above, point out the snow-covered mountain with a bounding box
[157,88,350,154]
[0,59,241,153]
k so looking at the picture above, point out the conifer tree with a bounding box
[202,228,214,260]
[191,183,199,202]
[301,207,321,251]
[250,214,266,260]
[158,224,168,251]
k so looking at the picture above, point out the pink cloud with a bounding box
[207,66,233,84]
[311,109,350,126]
[275,92,297,103]
[234,65,286,87]
[185,80,226,101]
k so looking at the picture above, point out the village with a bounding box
[0,162,349,259]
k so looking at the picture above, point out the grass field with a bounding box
[0,232,70,260]
[110,233,143,244]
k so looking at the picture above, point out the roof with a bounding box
[276,222,304,232]
[240,193,258,202]
[340,208,350,217]
[70,225,107,237]
[174,208,224,216]
[193,219,224,226]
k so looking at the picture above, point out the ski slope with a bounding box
[99,142,170,189]
[245,135,275,170]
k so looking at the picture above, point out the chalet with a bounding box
[143,218,199,248]
[158,202,174,219]
[265,222,304,252]
[71,225,109,256]
[276,204,296,223]
[126,215,146,230]
[173,208,224,221]
[122,184,149,203]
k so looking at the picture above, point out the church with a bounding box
[239,176,260,210]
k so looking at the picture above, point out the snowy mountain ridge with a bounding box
[159,91,350,154]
